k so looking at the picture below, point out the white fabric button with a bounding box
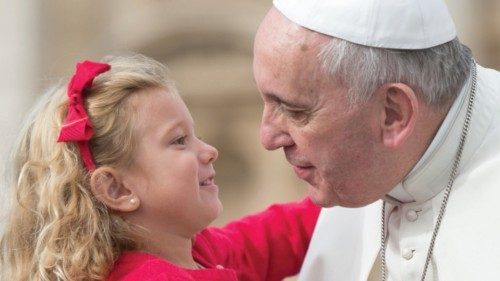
[406,209,418,222]
[402,248,414,260]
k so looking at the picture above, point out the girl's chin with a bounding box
[213,200,223,217]
[201,198,223,222]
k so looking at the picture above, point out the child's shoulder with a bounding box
[107,251,193,281]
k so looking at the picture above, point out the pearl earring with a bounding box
[129,198,137,205]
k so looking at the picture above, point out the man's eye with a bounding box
[286,109,305,118]
[281,106,310,124]
[172,136,186,145]
[281,106,305,118]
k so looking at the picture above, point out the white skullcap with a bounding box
[273,0,457,49]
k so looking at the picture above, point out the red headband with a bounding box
[57,60,111,172]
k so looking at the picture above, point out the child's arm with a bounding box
[193,197,321,281]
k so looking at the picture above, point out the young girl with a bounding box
[0,54,320,281]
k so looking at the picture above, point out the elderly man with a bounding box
[253,0,500,280]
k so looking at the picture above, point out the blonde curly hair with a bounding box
[0,54,178,281]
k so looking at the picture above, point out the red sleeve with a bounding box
[193,197,321,281]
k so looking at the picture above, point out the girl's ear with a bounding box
[90,167,140,212]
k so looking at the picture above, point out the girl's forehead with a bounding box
[136,88,181,112]
[134,89,193,133]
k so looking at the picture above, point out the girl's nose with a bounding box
[200,140,218,164]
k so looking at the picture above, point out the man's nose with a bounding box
[260,111,294,150]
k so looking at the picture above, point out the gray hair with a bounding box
[319,37,472,106]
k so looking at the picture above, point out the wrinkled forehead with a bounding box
[255,7,329,57]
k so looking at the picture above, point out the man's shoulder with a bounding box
[477,64,500,85]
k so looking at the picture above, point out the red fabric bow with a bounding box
[57,60,111,171]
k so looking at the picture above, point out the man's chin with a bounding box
[307,184,379,208]
[307,185,337,207]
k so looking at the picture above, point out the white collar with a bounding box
[388,73,472,203]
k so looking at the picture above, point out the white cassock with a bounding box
[298,64,500,281]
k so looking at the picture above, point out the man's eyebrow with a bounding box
[266,92,303,108]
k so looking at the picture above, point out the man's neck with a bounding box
[388,75,471,202]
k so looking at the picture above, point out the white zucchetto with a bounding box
[273,0,457,49]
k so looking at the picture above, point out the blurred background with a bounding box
[0,0,307,227]
[0,0,499,279]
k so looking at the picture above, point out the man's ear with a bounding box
[377,83,418,148]
[90,167,140,212]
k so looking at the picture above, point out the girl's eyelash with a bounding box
[172,136,186,145]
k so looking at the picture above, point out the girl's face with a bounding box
[122,88,222,236]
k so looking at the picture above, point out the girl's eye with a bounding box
[172,136,186,145]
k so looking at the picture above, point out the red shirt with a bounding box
[108,198,320,281]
